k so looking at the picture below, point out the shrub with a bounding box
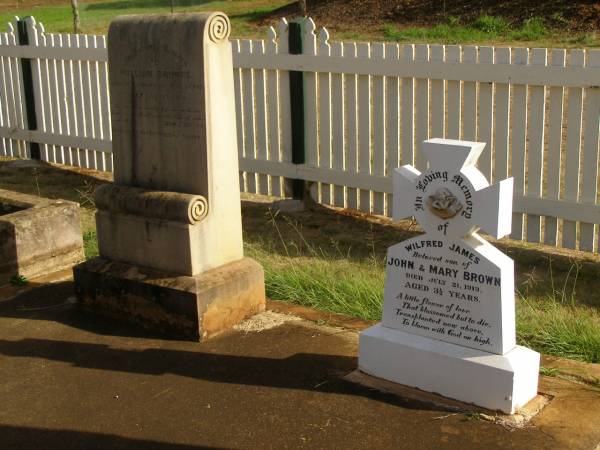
[471,15,508,35]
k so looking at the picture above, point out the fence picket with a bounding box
[253,39,269,196]
[304,19,318,181]
[52,34,66,164]
[318,28,332,204]
[331,40,345,207]
[544,49,566,246]
[39,24,54,162]
[344,42,358,209]
[265,27,281,197]
[0,28,14,156]
[241,39,256,193]
[385,42,399,214]
[579,51,600,251]
[73,34,87,168]
[414,44,429,170]
[493,47,510,182]
[232,40,245,191]
[82,34,96,169]
[477,47,493,180]
[372,42,386,214]
[98,35,111,171]
[61,34,76,165]
[430,45,444,139]
[357,41,371,212]
[400,44,414,166]
[510,48,529,241]
[525,48,548,243]
[90,35,104,170]
[0,32,6,155]
[562,50,585,249]
[462,46,477,141]
[445,45,460,140]
[8,22,26,157]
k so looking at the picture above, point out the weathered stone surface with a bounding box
[0,189,84,286]
[94,184,208,225]
[75,12,265,340]
[74,257,266,340]
[103,12,243,275]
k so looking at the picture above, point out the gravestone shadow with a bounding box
[0,334,452,413]
[0,424,222,450]
[0,282,453,413]
[0,221,18,286]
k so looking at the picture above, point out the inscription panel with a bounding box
[108,15,209,194]
[381,233,514,355]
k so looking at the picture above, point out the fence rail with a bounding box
[1,16,600,253]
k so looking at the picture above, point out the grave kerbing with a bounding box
[73,12,265,340]
[359,138,539,414]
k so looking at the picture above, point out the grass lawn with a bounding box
[1,157,600,364]
[0,0,289,37]
[0,0,598,46]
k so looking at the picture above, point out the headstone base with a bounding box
[73,257,265,340]
[359,324,540,414]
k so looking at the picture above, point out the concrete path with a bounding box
[1,279,599,450]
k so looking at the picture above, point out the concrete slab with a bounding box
[0,279,599,449]
[0,189,84,285]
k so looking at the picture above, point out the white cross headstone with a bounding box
[359,138,539,414]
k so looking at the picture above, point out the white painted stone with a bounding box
[382,233,515,355]
[359,324,540,414]
[359,138,539,412]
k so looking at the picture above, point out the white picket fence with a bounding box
[1,16,600,253]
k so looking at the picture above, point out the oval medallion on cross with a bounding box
[393,138,513,240]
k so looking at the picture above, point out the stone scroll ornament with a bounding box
[94,184,208,225]
[73,12,266,341]
[358,138,540,414]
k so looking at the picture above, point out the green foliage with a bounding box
[567,33,598,47]
[83,230,99,259]
[471,15,508,35]
[0,0,284,37]
[539,366,559,377]
[517,297,600,363]
[508,17,548,41]
[382,14,572,45]
[245,212,600,364]
[0,2,597,46]
[260,255,384,320]
[550,12,569,26]
[9,274,28,286]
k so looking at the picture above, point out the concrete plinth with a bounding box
[359,324,540,414]
[73,257,265,340]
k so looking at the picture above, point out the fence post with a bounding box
[287,19,305,200]
[16,17,40,160]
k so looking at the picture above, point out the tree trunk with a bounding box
[299,0,307,17]
[70,0,80,34]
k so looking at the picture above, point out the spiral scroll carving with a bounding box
[207,13,230,43]
[189,197,209,223]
